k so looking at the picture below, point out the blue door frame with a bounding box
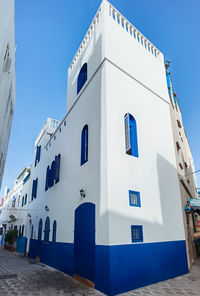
[74,202,95,283]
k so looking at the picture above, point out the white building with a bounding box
[0,167,31,250]
[25,1,188,295]
[0,0,16,189]
[0,1,192,295]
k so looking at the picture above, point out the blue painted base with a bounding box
[29,239,73,276]
[96,240,188,295]
[29,239,188,296]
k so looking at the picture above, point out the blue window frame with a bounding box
[31,178,38,200]
[129,190,141,207]
[35,145,41,167]
[81,125,88,165]
[52,220,57,242]
[55,154,61,183]
[131,225,143,243]
[77,63,87,94]
[44,216,50,242]
[124,113,138,157]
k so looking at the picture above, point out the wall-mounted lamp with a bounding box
[80,188,86,198]
[45,205,49,211]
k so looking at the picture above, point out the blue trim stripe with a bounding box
[29,239,188,296]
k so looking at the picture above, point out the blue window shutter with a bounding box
[38,146,41,162]
[31,180,35,200]
[125,114,139,158]
[81,125,88,165]
[35,178,38,198]
[35,145,41,167]
[49,161,55,188]
[48,166,51,188]
[77,63,87,94]
[55,154,61,183]
[85,127,88,162]
[130,116,138,157]
[45,166,49,191]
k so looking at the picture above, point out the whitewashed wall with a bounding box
[27,0,186,248]
[0,0,16,189]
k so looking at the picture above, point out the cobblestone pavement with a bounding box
[0,247,200,296]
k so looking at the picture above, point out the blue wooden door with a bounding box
[74,202,95,282]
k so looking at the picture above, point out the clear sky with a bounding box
[1,0,200,196]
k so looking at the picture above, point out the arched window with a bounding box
[81,125,88,165]
[38,219,43,240]
[52,220,57,242]
[22,225,24,237]
[77,63,87,94]
[124,113,138,157]
[44,216,50,242]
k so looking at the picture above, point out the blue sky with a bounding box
[1,0,200,195]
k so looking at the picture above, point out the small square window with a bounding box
[129,190,141,207]
[64,121,66,126]
[131,225,143,243]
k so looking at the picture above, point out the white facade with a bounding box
[0,1,191,295]
[0,0,16,189]
[0,167,31,249]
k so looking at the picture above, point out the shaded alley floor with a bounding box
[0,247,200,295]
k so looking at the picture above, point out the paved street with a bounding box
[0,247,200,296]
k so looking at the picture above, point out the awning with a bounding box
[190,198,200,211]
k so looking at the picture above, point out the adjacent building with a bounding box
[166,69,198,269]
[0,167,31,250]
[0,0,16,189]
[0,1,198,295]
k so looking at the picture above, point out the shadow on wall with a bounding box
[95,153,188,295]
